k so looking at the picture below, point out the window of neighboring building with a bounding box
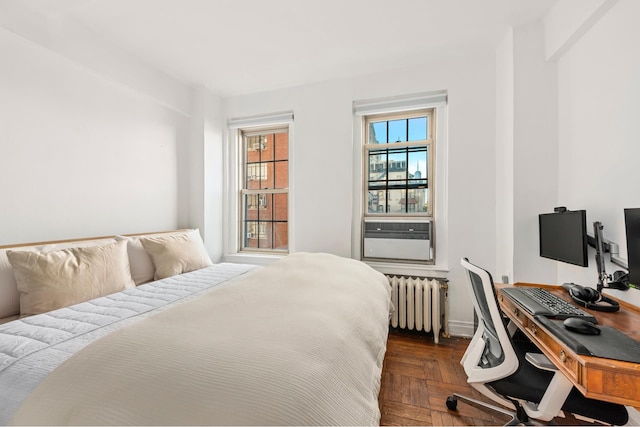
[240,127,289,252]
[364,109,434,216]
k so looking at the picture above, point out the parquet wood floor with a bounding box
[378,329,594,426]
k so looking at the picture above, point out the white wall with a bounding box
[184,87,225,261]
[511,22,559,285]
[0,26,188,244]
[495,28,514,284]
[554,0,640,306]
[223,55,496,336]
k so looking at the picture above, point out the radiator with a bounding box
[387,275,449,344]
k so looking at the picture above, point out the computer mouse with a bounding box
[563,317,601,335]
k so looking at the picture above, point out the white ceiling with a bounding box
[4,0,557,97]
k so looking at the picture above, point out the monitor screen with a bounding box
[624,208,640,287]
[539,210,588,267]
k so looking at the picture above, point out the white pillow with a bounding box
[7,240,135,316]
[115,235,155,285]
[140,229,213,280]
[0,238,115,319]
[0,250,21,319]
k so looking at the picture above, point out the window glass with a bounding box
[241,128,289,252]
[408,117,427,141]
[274,133,288,161]
[387,189,406,214]
[364,110,433,215]
[388,119,407,143]
[274,193,288,221]
[369,121,387,144]
[368,150,387,182]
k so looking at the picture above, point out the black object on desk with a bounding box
[563,317,600,335]
[501,287,598,323]
[535,315,640,363]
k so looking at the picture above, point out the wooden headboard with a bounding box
[0,229,191,323]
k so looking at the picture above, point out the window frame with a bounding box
[352,92,447,275]
[363,108,435,218]
[238,125,290,255]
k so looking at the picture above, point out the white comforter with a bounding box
[2,253,391,425]
[0,262,257,424]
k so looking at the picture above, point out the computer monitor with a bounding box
[624,208,640,287]
[539,209,588,267]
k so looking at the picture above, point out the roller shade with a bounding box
[227,111,294,129]
[353,91,447,116]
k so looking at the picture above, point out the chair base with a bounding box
[446,393,544,426]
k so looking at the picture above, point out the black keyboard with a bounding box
[502,287,597,323]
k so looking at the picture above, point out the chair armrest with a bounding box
[525,352,557,372]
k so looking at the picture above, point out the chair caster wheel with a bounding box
[446,395,458,411]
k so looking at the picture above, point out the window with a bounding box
[364,109,433,216]
[355,92,445,268]
[240,127,289,252]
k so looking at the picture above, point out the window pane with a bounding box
[260,194,273,220]
[246,163,266,190]
[387,189,406,213]
[368,190,385,213]
[369,122,387,144]
[261,134,273,160]
[408,117,427,141]
[246,194,266,212]
[388,119,407,143]
[274,161,288,189]
[274,222,288,250]
[245,196,258,220]
[259,162,273,189]
[368,150,387,182]
[245,221,259,248]
[274,193,288,221]
[406,187,428,213]
[274,132,288,161]
[245,135,262,162]
[408,147,428,182]
[262,222,273,248]
[388,149,407,180]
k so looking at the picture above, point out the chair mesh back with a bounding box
[466,265,505,365]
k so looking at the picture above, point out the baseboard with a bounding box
[447,320,474,338]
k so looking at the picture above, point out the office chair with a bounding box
[446,258,628,425]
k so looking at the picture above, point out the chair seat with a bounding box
[488,337,628,426]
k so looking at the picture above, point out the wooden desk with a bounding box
[497,283,640,408]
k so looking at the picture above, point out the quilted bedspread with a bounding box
[5,253,391,425]
[0,262,257,424]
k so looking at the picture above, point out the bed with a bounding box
[0,230,391,425]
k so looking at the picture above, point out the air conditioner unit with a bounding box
[363,218,432,262]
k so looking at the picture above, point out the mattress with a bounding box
[0,262,257,424]
[1,253,391,425]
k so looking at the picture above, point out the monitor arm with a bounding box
[593,222,608,292]
[588,221,629,292]
[586,234,627,269]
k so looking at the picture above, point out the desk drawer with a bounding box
[498,294,582,383]
[498,294,527,326]
[527,320,581,383]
